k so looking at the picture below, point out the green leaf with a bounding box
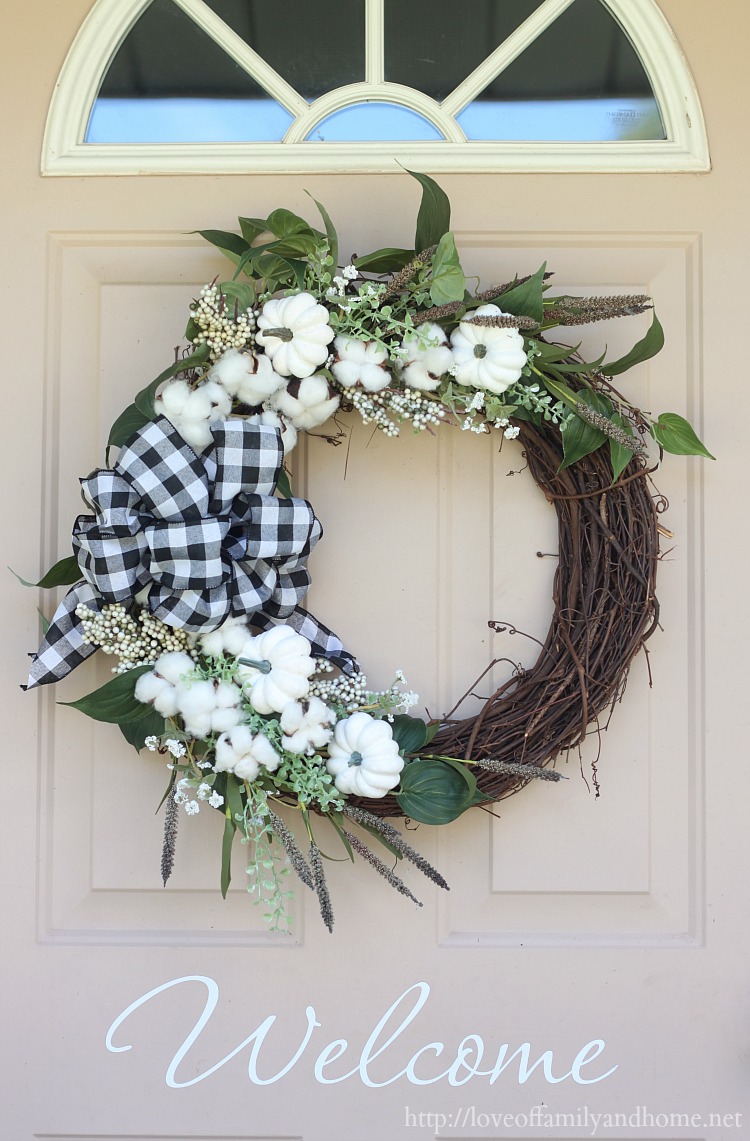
[396,758,476,825]
[429,232,466,306]
[405,169,451,253]
[225,773,245,826]
[328,813,355,863]
[651,413,715,459]
[604,313,664,376]
[217,280,257,313]
[353,247,415,274]
[390,714,429,756]
[497,263,547,325]
[37,608,51,635]
[609,413,635,483]
[119,708,166,753]
[268,233,321,259]
[305,191,339,272]
[266,208,315,240]
[12,554,80,589]
[107,402,150,451]
[220,816,236,898]
[275,467,293,499]
[559,389,613,470]
[354,819,403,860]
[194,228,249,265]
[59,664,153,724]
[238,216,269,244]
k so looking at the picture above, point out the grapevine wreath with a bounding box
[22,173,712,932]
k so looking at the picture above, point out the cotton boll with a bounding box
[280,696,334,754]
[175,679,222,735]
[215,725,254,772]
[183,381,232,424]
[331,336,390,392]
[210,681,244,733]
[233,754,261,781]
[251,732,281,772]
[236,354,286,406]
[258,409,298,455]
[155,379,191,419]
[208,348,254,396]
[200,616,250,658]
[271,376,340,431]
[399,325,454,391]
[135,670,180,717]
[153,651,196,686]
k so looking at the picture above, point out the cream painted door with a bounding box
[3,2,748,1139]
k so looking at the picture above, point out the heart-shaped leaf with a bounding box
[390,714,429,756]
[429,232,467,306]
[396,758,476,825]
[604,313,664,376]
[406,169,451,253]
[651,413,715,459]
[59,664,153,724]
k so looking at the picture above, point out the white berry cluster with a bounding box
[76,603,196,673]
[342,385,445,438]
[190,284,257,361]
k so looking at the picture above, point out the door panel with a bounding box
[3,2,747,1139]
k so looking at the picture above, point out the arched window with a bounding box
[43,0,709,174]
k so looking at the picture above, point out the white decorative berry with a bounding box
[325,711,404,798]
[450,305,528,394]
[256,292,334,378]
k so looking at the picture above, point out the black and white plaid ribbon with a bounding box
[27,416,357,689]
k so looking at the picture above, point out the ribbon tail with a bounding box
[251,607,359,675]
[25,583,103,689]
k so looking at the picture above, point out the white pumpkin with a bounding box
[256,292,334,378]
[325,712,404,798]
[234,625,315,715]
[331,336,390,392]
[450,304,528,394]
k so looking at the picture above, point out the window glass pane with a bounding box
[306,104,444,142]
[458,0,665,141]
[204,0,366,101]
[384,0,545,102]
[86,0,292,142]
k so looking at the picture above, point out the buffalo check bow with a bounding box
[26,416,357,689]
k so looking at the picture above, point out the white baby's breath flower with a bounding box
[144,735,159,752]
[208,791,224,808]
[184,801,200,816]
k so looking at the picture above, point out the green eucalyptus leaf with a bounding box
[119,708,166,753]
[305,191,339,272]
[12,554,81,589]
[497,263,547,325]
[651,413,715,459]
[609,413,635,483]
[220,815,236,898]
[59,664,153,724]
[390,714,429,756]
[559,389,613,470]
[429,232,467,306]
[604,313,664,376]
[405,169,451,252]
[353,247,415,273]
[396,758,476,825]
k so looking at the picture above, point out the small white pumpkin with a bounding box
[331,336,390,392]
[234,625,315,715]
[450,304,528,394]
[256,292,334,378]
[325,711,404,798]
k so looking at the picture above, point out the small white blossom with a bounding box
[208,791,224,808]
[165,739,187,758]
[184,801,200,815]
[144,735,159,751]
[197,782,212,800]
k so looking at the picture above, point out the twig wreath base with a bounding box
[354,417,661,818]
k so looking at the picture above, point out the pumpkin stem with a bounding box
[473,344,487,359]
[262,326,293,342]
[237,656,272,674]
[348,751,364,767]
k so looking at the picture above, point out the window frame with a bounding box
[42,0,710,175]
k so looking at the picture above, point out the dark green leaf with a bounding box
[275,468,293,498]
[119,708,166,753]
[107,402,150,451]
[268,233,321,259]
[184,315,200,342]
[429,232,466,306]
[497,263,547,325]
[559,389,613,470]
[194,229,249,264]
[405,169,451,252]
[604,313,664,376]
[266,208,315,240]
[353,247,415,274]
[609,413,635,483]
[424,721,440,746]
[238,216,269,244]
[217,280,257,313]
[225,773,245,826]
[396,758,476,825]
[12,554,80,589]
[328,813,355,863]
[59,664,153,724]
[390,714,429,756]
[305,191,339,271]
[37,608,51,635]
[220,816,236,898]
[651,412,715,459]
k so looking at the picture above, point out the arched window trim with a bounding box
[42,0,710,175]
